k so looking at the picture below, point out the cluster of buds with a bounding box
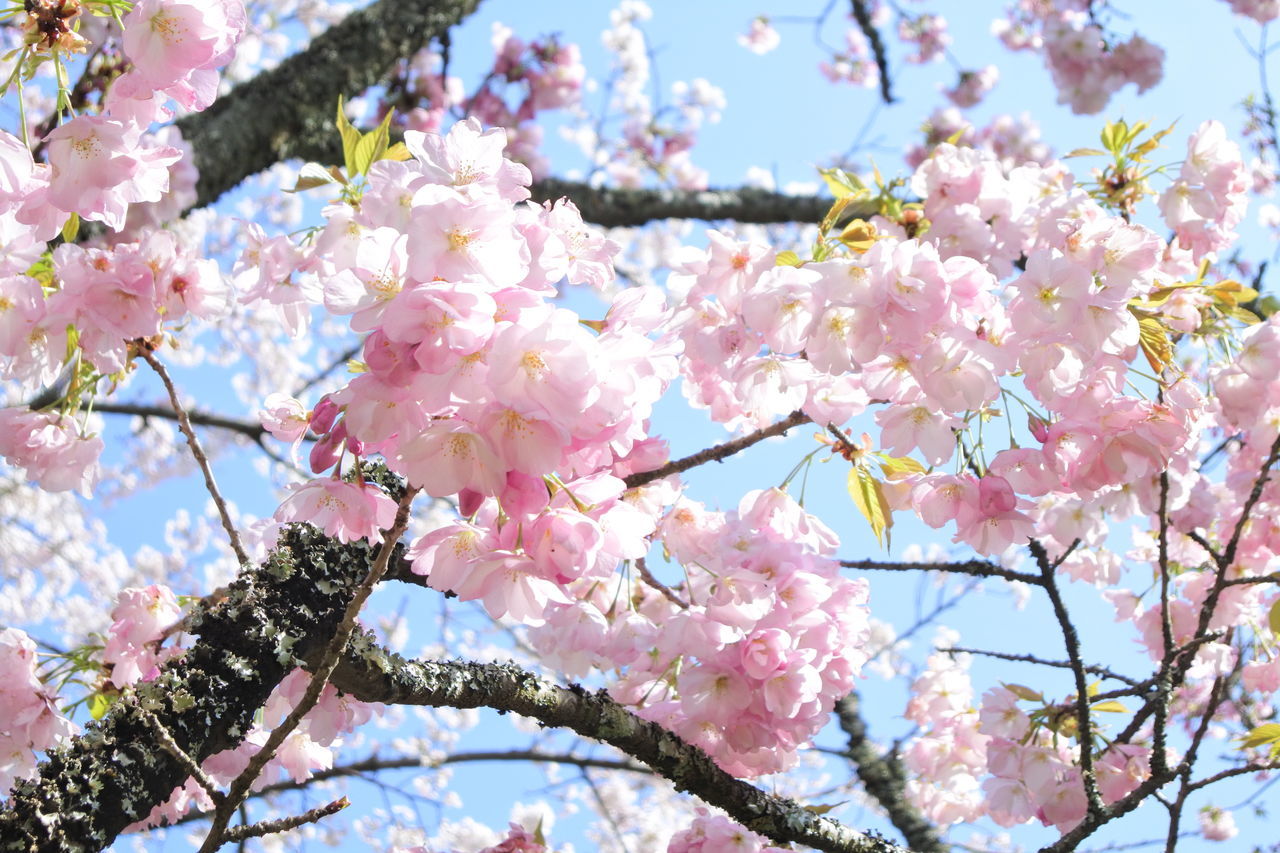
[22,0,88,53]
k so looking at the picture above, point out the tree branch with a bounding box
[95,401,273,443]
[839,557,1041,587]
[325,635,911,853]
[939,646,1145,689]
[624,410,811,490]
[529,179,859,228]
[176,0,483,210]
[143,350,250,568]
[0,518,399,851]
[850,0,896,105]
[834,691,945,853]
[1030,538,1105,817]
[197,487,418,851]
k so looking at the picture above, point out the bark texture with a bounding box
[176,0,481,210]
[0,525,381,851]
[328,634,913,853]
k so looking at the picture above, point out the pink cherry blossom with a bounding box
[274,479,398,544]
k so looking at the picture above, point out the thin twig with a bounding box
[1030,538,1105,817]
[196,487,419,852]
[623,410,811,489]
[142,350,251,568]
[222,798,349,843]
[140,709,224,807]
[634,557,688,608]
[940,647,1143,688]
[841,557,1041,587]
[291,343,363,398]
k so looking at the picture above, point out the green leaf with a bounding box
[1003,682,1044,702]
[1100,121,1123,156]
[533,817,547,846]
[803,801,847,815]
[335,96,362,178]
[1239,723,1280,752]
[818,167,865,200]
[352,108,396,176]
[775,250,803,267]
[88,692,112,720]
[819,195,852,235]
[1091,700,1129,713]
[382,141,413,162]
[838,219,878,253]
[876,453,925,479]
[59,212,78,243]
[1135,314,1174,375]
[1229,307,1263,326]
[286,162,339,193]
[847,465,892,548]
[1063,147,1106,158]
[1269,599,1280,637]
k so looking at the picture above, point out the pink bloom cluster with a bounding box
[275,479,397,545]
[389,28,585,179]
[1159,120,1250,261]
[738,17,781,55]
[898,13,951,64]
[666,808,790,852]
[1221,0,1280,23]
[901,652,1152,831]
[819,24,881,89]
[53,232,229,374]
[0,409,103,496]
[101,585,184,687]
[943,65,999,108]
[1200,805,1240,841]
[674,138,1206,563]
[5,1,244,233]
[0,628,75,794]
[589,489,870,777]
[993,2,1163,114]
[906,108,1052,172]
[111,0,246,123]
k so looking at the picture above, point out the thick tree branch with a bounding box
[529,179,862,228]
[0,519,397,851]
[834,692,945,853]
[325,635,911,853]
[173,0,854,228]
[196,488,418,852]
[176,0,482,210]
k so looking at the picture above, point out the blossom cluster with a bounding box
[101,584,184,687]
[1159,120,1250,261]
[898,645,1152,831]
[666,808,790,853]
[993,1,1164,114]
[0,628,75,794]
[382,23,586,180]
[528,488,871,777]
